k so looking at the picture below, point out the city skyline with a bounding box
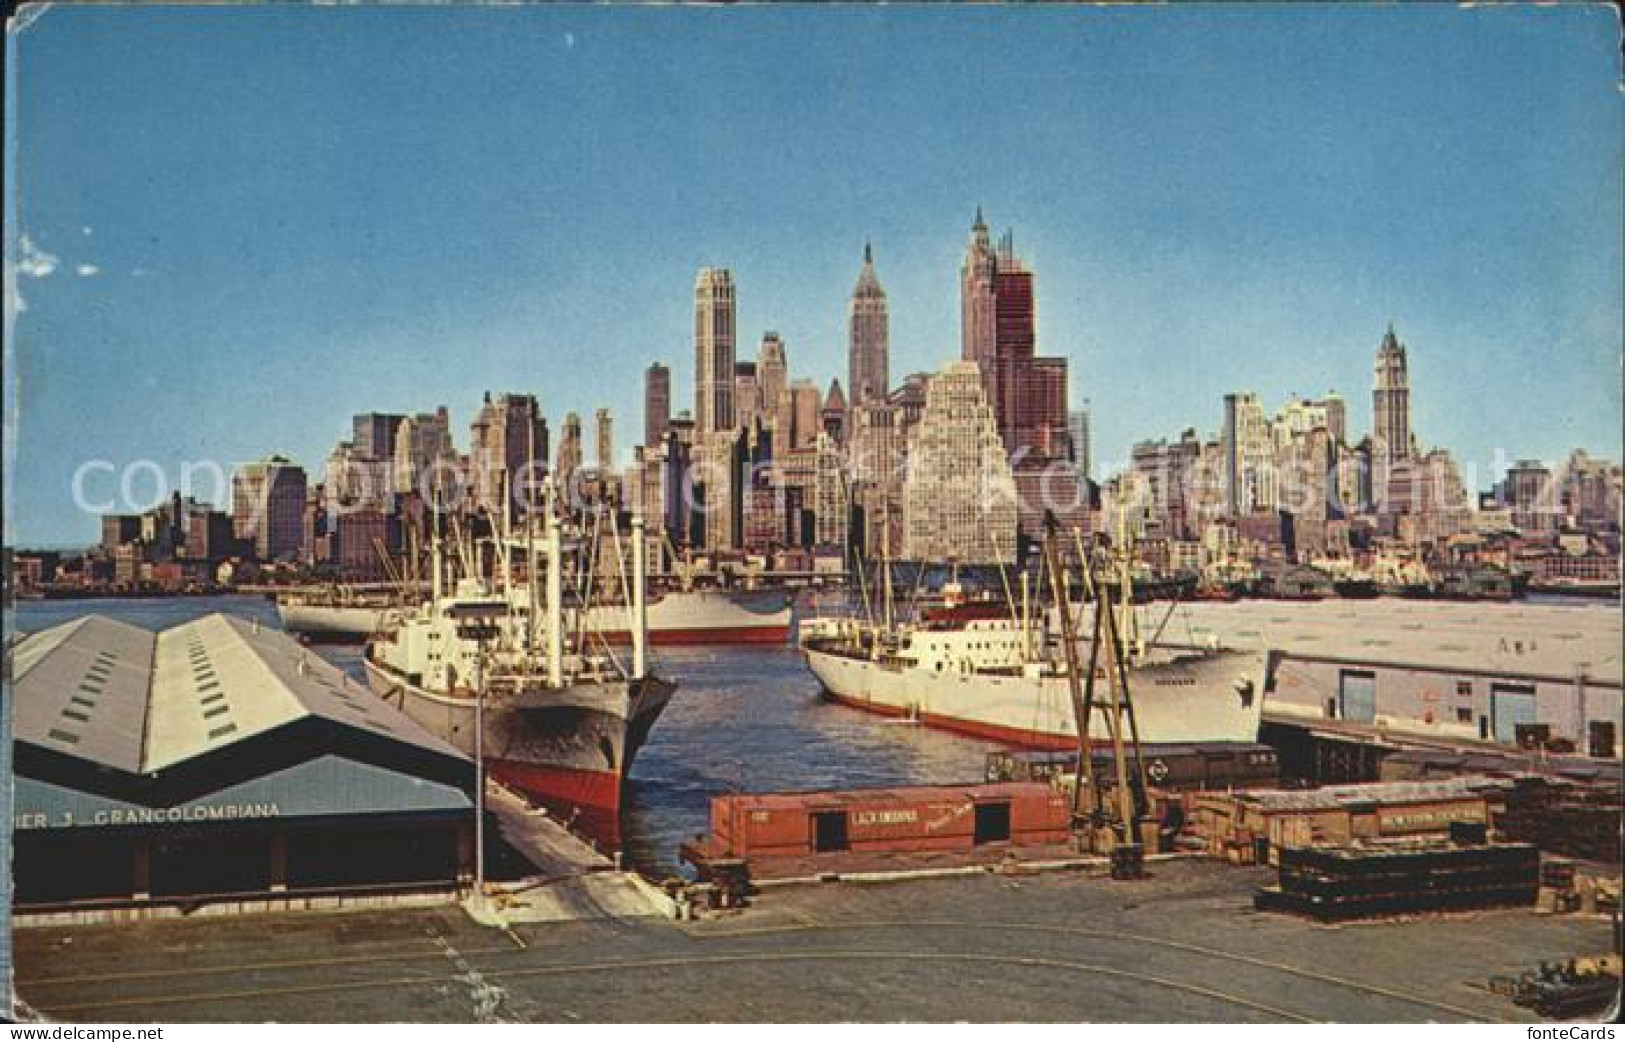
[8,5,1622,546]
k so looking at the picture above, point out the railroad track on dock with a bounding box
[18,915,1500,1023]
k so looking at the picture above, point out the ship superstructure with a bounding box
[364,504,674,848]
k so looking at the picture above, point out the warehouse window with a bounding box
[1456,680,1472,696]
[208,723,238,740]
[1456,707,1473,724]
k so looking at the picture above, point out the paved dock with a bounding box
[13,859,1614,1023]
[483,780,666,923]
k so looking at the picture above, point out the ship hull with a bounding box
[363,654,674,848]
[277,602,400,642]
[803,643,1265,750]
[289,590,791,646]
[582,588,793,646]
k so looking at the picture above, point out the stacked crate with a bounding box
[1494,776,1622,864]
[1254,841,1540,921]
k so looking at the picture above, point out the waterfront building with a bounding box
[848,242,889,406]
[694,267,736,434]
[902,361,1017,565]
[9,614,474,911]
[644,362,671,450]
[468,393,547,518]
[232,455,307,561]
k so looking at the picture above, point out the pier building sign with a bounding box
[14,801,282,831]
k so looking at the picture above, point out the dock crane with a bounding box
[1041,512,1152,879]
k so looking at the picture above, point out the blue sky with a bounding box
[6,4,1621,547]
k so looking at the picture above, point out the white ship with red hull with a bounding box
[802,592,1266,751]
[364,513,675,849]
[582,587,792,646]
[288,586,790,646]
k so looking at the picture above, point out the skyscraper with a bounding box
[902,361,1017,565]
[393,407,455,497]
[958,212,1070,462]
[556,411,583,490]
[694,268,736,434]
[469,393,547,516]
[1373,325,1413,464]
[644,362,670,449]
[848,242,889,405]
[595,408,614,473]
[1069,405,1092,482]
[232,456,307,561]
[757,332,788,414]
[960,208,997,374]
[733,362,762,429]
[352,412,407,462]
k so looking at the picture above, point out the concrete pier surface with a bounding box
[13,859,1614,1023]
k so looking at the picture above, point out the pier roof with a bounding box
[1155,599,1622,686]
[12,612,463,774]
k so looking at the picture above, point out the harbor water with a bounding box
[9,595,1002,875]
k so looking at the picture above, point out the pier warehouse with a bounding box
[1168,600,1622,765]
[9,613,475,914]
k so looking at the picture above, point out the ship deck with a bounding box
[14,858,1614,1023]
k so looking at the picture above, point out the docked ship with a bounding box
[801,582,1267,751]
[276,586,407,642]
[363,513,675,847]
[285,583,790,646]
[580,585,792,645]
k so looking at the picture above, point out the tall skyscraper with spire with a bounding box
[960,207,997,375]
[957,209,1070,464]
[1373,325,1413,463]
[848,242,890,406]
[694,268,737,434]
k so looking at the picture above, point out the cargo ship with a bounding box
[276,586,406,642]
[801,583,1267,751]
[363,513,675,849]
[286,584,789,645]
[580,585,792,645]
